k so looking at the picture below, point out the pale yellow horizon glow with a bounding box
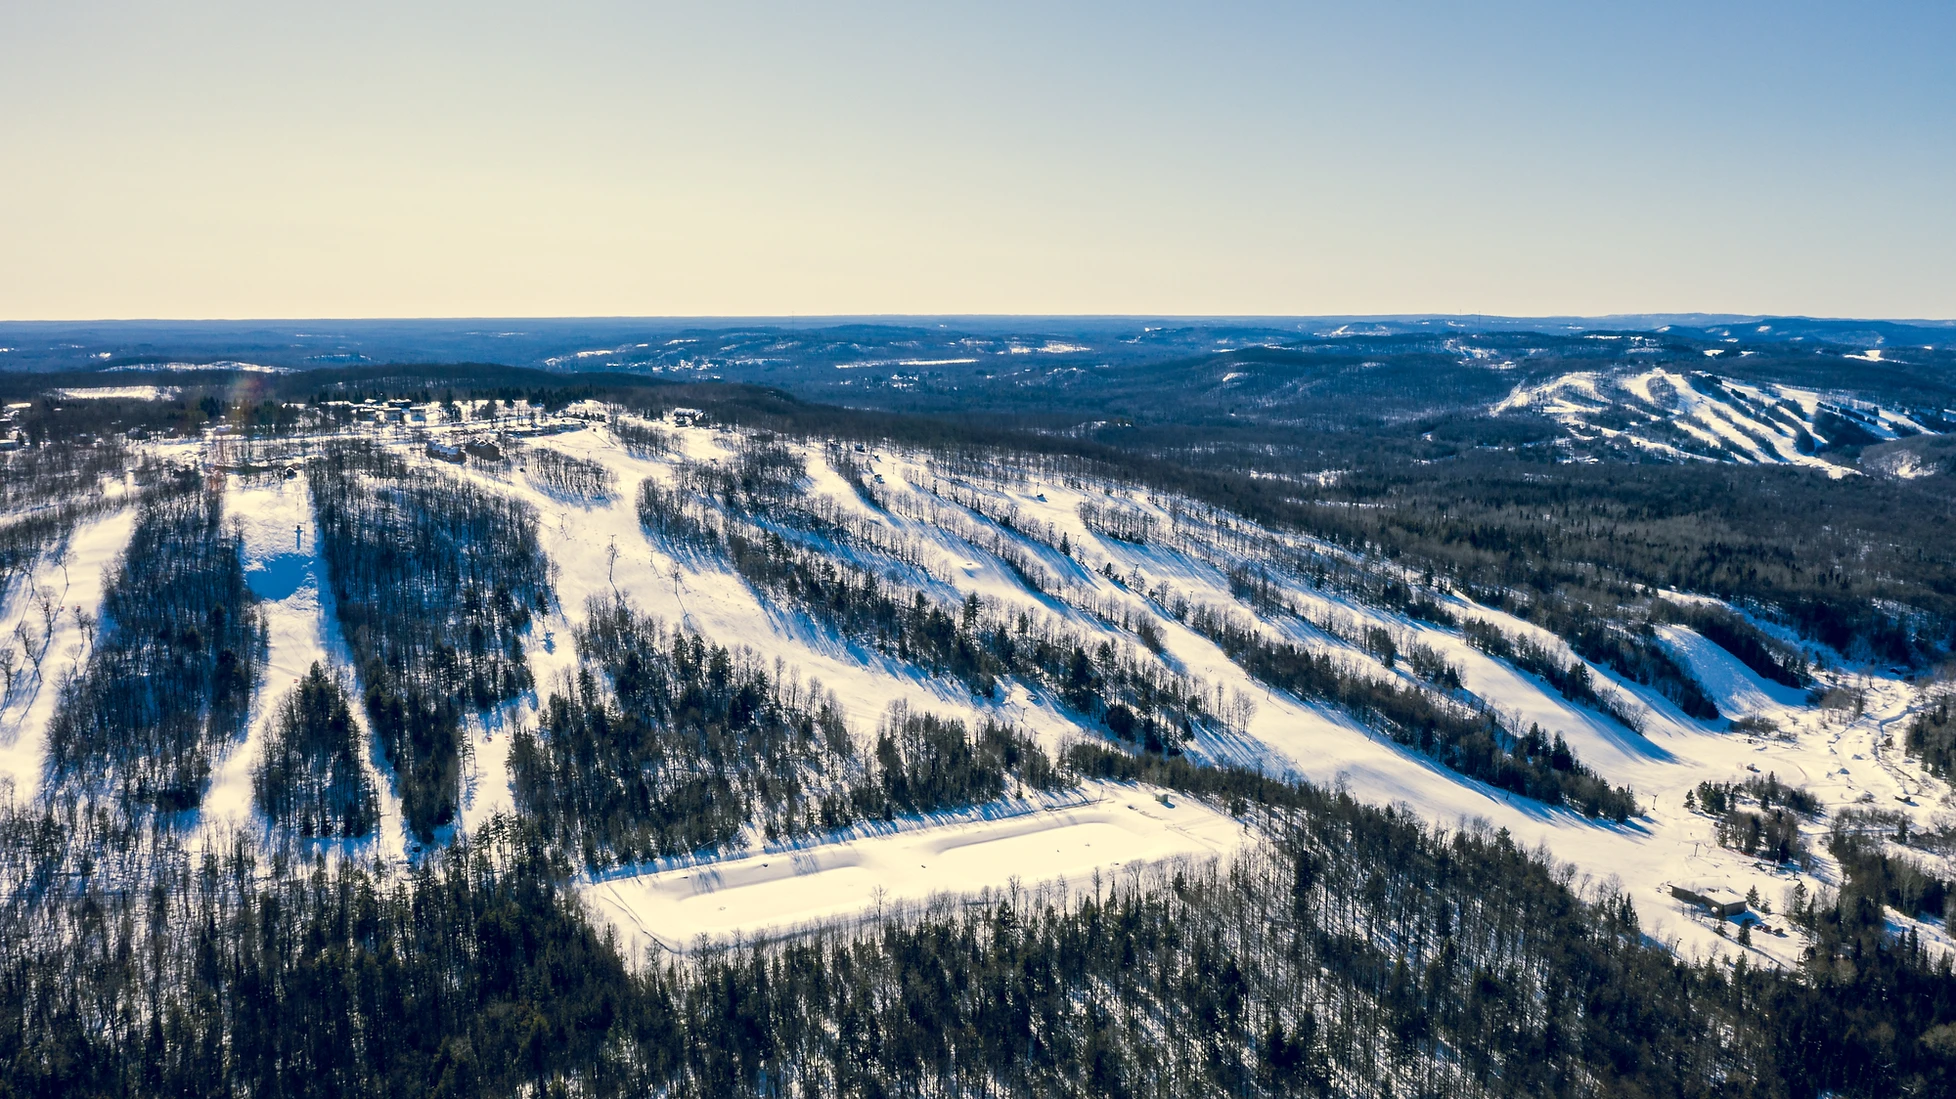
[3,3,1951,322]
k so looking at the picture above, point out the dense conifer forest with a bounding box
[1909,696,1956,778]
[252,663,380,839]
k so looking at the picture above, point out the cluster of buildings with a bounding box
[0,403,29,451]
[322,398,429,425]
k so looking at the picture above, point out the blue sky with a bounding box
[2,2,1950,319]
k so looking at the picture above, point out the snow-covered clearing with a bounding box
[52,385,180,401]
[583,782,1251,957]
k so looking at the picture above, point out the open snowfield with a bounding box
[583,783,1252,957]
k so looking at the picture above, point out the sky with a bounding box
[2,2,1952,321]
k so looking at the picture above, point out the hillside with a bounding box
[0,364,1953,1095]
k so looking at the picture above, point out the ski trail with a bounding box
[0,505,137,802]
[213,470,409,861]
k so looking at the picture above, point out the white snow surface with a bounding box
[53,385,181,401]
[584,784,1250,957]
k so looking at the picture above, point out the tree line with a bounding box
[509,595,1065,870]
[251,662,379,839]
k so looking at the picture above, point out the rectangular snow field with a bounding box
[583,785,1252,955]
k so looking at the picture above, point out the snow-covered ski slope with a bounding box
[4,407,1951,967]
[479,413,1951,963]
[203,471,410,861]
[1493,365,1944,471]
